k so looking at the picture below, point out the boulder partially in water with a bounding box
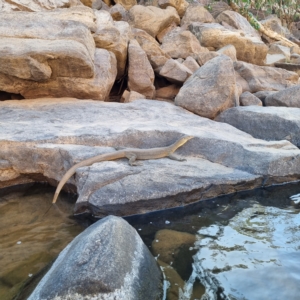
[1,98,300,216]
[28,215,163,300]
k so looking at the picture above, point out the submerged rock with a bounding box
[29,215,163,300]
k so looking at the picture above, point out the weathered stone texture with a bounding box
[29,216,163,300]
[234,61,299,93]
[93,10,131,78]
[264,85,300,107]
[128,39,155,98]
[0,49,117,100]
[0,0,82,12]
[1,99,300,216]
[181,4,215,27]
[189,22,268,65]
[159,59,193,83]
[158,0,188,17]
[175,55,238,119]
[133,28,170,72]
[161,28,209,59]
[128,5,180,38]
[239,91,262,106]
[216,10,261,39]
[216,106,300,147]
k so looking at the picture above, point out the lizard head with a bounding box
[176,135,194,147]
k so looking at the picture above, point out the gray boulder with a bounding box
[216,10,261,40]
[1,98,300,216]
[175,55,238,119]
[253,90,277,104]
[264,85,300,107]
[239,91,262,106]
[216,106,300,147]
[29,216,163,300]
[234,61,299,93]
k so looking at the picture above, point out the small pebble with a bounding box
[16,241,21,245]
[156,239,159,242]
[165,220,170,224]
[28,274,33,277]
[138,228,142,231]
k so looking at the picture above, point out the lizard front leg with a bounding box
[126,153,143,166]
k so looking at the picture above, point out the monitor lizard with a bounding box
[52,135,193,203]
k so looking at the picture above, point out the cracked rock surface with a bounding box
[1,98,300,216]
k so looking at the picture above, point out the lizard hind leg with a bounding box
[168,154,186,162]
[126,153,143,166]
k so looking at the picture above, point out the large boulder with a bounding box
[159,59,193,83]
[189,22,268,65]
[28,216,163,300]
[0,0,82,11]
[1,99,300,216]
[0,8,118,100]
[93,11,131,78]
[216,10,261,39]
[0,36,94,81]
[128,5,180,38]
[175,55,238,119]
[181,4,215,27]
[114,0,136,10]
[0,8,96,54]
[160,27,209,59]
[264,85,300,107]
[234,61,299,93]
[0,48,117,100]
[110,4,129,21]
[261,16,289,37]
[158,0,188,18]
[128,39,155,98]
[209,1,231,19]
[133,29,170,73]
[81,0,102,9]
[216,106,300,147]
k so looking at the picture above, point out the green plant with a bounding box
[227,0,300,29]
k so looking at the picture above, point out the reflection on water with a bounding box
[0,184,84,300]
[187,204,300,299]
[127,182,300,300]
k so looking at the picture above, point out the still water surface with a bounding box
[127,182,300,300]
[1,182,300,300]
[0,184,85,300]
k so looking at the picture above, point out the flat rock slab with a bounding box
[1,98,300,216]
[216,106,300,148]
